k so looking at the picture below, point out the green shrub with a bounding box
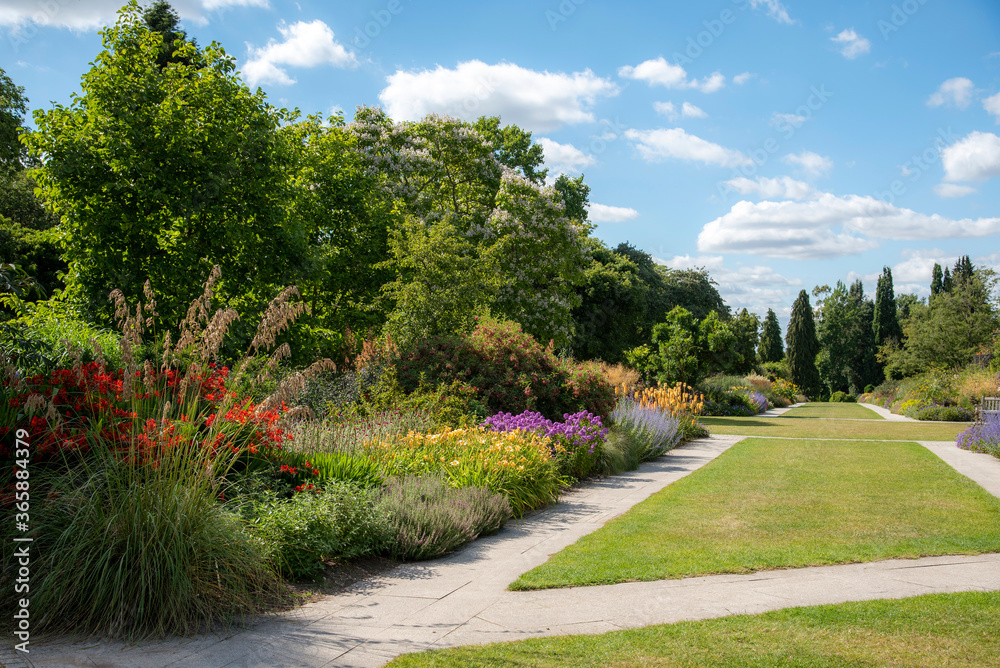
[395,318,615,420]
[0,298,122,375]
[829,391,857,403]
[378,475,511,561]
[6,441,287,639]
[864,384,875,394]
[248,482,387,580]
[597,426,643,476]
[913,405,974,422]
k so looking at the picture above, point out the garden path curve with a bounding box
[10,420,1000,668]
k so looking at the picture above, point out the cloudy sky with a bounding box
[4,0,1000,320]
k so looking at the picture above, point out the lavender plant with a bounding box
[610,399,682,461]
[957,412,1000,458]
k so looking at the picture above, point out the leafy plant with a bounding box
[378,475,511,561]
[609,399,681,461]
[247,482,387,580]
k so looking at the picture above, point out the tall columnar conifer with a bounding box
[930,263,943,296]
[873,267,902,347]
[758,308,784,363]
[786,289,821,397]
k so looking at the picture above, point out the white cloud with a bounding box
[0,0,265,30]
[983,91,1000,122]
[537,138,595,174]
[782,150,833,177]
[830,28,871,59]
[625,128,750,167]
[934,183,977,198]
[722,176,818,201]
[770,112,807,129]
[653,101,678,118]
[378,61,618,132]
[681,102,707,118]
[941,131,1000,182]
[665,254,801,313]
[618,57,725,93]
[698,192,1000,259]
[587,203,640,223]
[733,72,754,85]
[891,248,953,284]
[926,77,975,109]
[748,0,795,25]
[243,20,356,87]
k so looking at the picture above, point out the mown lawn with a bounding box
[388,590,1000,667]
[701,416,965,440]
[511,438,1000,590]
[780,402,883,420]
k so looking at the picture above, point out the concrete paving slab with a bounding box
[859,402,917,421]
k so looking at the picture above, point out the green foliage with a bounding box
[0,65,27,170]
[883,268,998,377]
[378,475,511,561]
[786,290,821,397]
[633,307,750,387]
[141,0,197,69]
[284,114,396,355]
[552,172,589,222]
[817,280,880,395]
[913,405,973,422]
[26,4,303,331]
[6,438,287,639]
[473,115,547,184]
[354,108,588,349]
[248,483,387,580]
[569,238,651,363]
[873,266,903,348]
[395,318,615,419]
[657,266,730,321]
[829,391,856,403]
[281,449,385,489]
[0,298,122,375]
[758,308,784,363]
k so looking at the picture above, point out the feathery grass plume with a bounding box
[172,265,222,364]
[249,286,309,356]
[260,359,338,413]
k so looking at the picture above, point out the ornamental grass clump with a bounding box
[482,409,609,479]
[378,475,511,561]
[362,427,562,516]
[9,435,289,639]
[610,399,682,462]
[1,266,338,638]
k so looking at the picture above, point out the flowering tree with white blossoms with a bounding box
[350,107,590,348]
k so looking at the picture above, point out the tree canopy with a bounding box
[786,289,821,396]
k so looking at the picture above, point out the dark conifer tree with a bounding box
[758,308,784,363]
[786,290,821,397]
[873,266,902,347]
[930,263,943,296]
[847,280,881,391]
[142,1,196,69]
[943,266,953,292]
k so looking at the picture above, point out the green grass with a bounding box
[511,438,1000,590]
[701,416,965,440]
[781,402,882,420]
[387,590,1000,667]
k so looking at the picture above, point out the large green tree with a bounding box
[354,107,589,347]
[786,289,821,397]
[26,3,304,328]
[758,308,784,363]
[884,267,998,376]
[0,66,27,171]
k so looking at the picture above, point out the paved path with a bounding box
[9,431,1000,668]
[859,402,918,421]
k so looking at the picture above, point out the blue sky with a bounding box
[4,0,1000,322]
